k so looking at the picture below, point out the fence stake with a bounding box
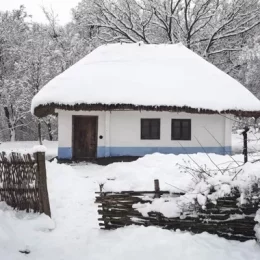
[35,152,51,217]
[154,179,160,198]
[242,126,249,164]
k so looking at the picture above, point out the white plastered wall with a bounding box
[109,111,232,148]
[56,109,232,155]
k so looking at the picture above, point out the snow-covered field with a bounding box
[1,152,260,260]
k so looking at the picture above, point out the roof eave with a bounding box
[33,103,260,118]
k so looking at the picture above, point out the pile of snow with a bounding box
[97,153,249,193]
[31,43,260,114]
[0,202,54,258]
[0,141,57,160]
[133,197,181,218]
[32,145,47,153]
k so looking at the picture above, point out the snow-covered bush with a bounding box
[176,159,260,209]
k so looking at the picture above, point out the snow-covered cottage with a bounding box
[31,43,260,161]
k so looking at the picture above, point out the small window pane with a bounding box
[151,124,158,136]
[143,120,150,128]
[141,120,149,139]
[182,121,189,128]
[172,121,180,139]
[182,127,190,140]
[173,128,181,139]
[173,120,181,128]
[141,126,150,139]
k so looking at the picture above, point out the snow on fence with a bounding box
[96,180,259,242]
[0,152,51,217]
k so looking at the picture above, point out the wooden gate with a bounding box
[73,116,98,159]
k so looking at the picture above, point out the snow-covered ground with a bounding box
[1,153,260,259]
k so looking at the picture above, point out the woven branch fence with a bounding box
[0,152,51,217]
[96,180,259,242]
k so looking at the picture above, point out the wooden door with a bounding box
[73,116,98,159]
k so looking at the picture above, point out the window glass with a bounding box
[141,119,160,140]
[172,119,191,140]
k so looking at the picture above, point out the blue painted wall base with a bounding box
[58,147,72,159]
[107,146,232,157]
[58,146,232,159]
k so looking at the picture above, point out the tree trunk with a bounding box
[254,117,259,131]
[3,106,16,142]
[46,119,53,141]
[38,121,42,145]
[10,127,16,142]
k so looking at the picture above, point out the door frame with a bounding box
[72,115,98,160]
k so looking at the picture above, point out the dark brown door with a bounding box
[73,116,98,159]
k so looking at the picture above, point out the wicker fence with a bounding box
[0,152,51,217]
[96,180,259,242]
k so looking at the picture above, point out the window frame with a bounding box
[171,119,191,141]
[140,118,161,140]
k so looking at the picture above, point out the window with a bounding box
[171,119,191,140]
[141,119,160,140]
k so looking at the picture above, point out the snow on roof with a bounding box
[31,42,260,116]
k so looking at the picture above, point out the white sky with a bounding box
[0,0,81,24]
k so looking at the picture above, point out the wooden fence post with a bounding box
[242,126,249,164]
[99,183,109,229]
[35,152,51,217]
[154,179,160,198]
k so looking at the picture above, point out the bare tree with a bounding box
[73,0,155,43]
[73,0,260,72]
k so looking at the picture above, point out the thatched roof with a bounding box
[32,43,260,118]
